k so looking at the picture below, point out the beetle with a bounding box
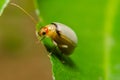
[38,22,78,56]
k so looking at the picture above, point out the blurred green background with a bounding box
[0,0,52,80]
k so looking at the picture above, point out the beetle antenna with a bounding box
[10,3,37,24]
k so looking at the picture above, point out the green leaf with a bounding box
[35,0,120,80]
[0,0,9,16]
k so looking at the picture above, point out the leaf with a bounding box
[0,0,9,16]
[35,0,120,80]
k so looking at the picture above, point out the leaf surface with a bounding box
[0,0,9,16]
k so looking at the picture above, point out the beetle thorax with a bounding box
[46,25,57,38]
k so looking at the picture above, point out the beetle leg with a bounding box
[52,41,58,51]
[53,40,57,46]
[61,45,68,48]
[47,40,57,57]
[47,52,52,58]
[58,44,68,48]
[48,40,58,56]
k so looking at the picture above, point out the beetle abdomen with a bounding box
[52,31,76,55]
[53,22,78,44]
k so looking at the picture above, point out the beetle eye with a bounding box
[42,32,46,35]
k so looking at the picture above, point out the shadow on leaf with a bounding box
[51,47,79,71]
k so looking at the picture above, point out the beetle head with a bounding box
[37,26,49,41]
[38,24,56,41]
[38,27,49,36]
